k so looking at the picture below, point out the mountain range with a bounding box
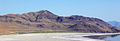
[108,21,120,28]
[0,10,120,34]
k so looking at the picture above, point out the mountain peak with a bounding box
[39,10,49,12]
[34,10,57,16]
[37,10,52,14]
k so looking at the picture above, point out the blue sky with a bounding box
[0,0,120,22]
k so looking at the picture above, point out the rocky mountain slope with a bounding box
[0,10,120,34]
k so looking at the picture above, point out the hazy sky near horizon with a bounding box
[0,0,120,22]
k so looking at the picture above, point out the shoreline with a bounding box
[0,33,120,41]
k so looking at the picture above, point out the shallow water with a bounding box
[104,35,120,41]
[83,34,120,41]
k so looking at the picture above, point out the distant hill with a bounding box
[108,21,120,28]
[0,10,120,34]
